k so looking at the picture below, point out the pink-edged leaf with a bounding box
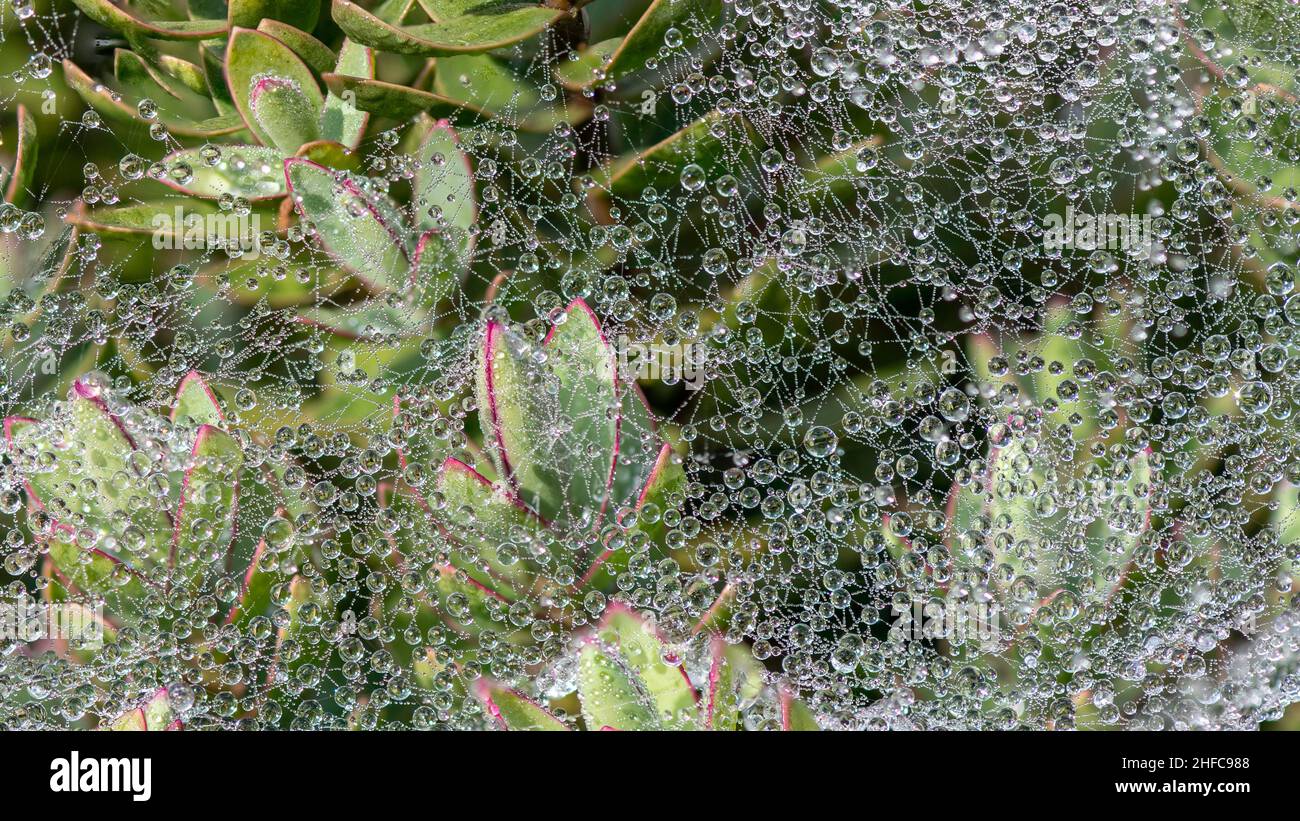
[577,640,661,731]
[597,601,697,729]
[171,424,242,582]
[171,370,225,426]
[475,680,568,731]
[475,299,620,524]
[284,157,410,290]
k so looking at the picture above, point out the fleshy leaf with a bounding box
[609,386,657,510]
[256,20,338,76]
[284,158,410,289]
[250,77,324,153]
[434,458,542,597]
[172,425,242,584]
[632,443,685,542]
[598,604,697,729]
[476,319,558,515]
[67,199,276,249]
[230,0,320,32]
[577,642,661,731]
[434,565,512,634]
[331,0,564,57]
[412,120,475,250]
[105,707,147,731]
[63,60,246,138]
[321,73,464,120]
[226,27,325,152]
[9,382,171,561]
[141,688,174,729]
[555,0,722,89]
[553,38,621,89]
[48,538,153,624]
[780,687,819,731]
[268,576,333,711]
[172,370,224,427]
[541,299,619,522]
[157,145,287,200]
[434,54,589,133]
[69,0,227,40]
[476,681,568,731]
[320,39,373,149]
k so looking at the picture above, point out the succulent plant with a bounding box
[369,297,796,727]
[2,368,335,727]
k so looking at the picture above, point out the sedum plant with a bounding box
[369,297,813,727]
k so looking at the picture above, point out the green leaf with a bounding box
[256,19,338,76]
[606,111,729,199]
[63,60,246,139]
[200,44,239,115]
[555,0,721,90]
[157,145,288,200]
[156,55,211,96]
[320,39,373,149]
[68,0,226,40]
[269,576,334,710]
[115,48,184,105]
[226,27,325,152]
[553,38,621,89]
[598,604,697,729]
[284,158,411,289]
[609,385,657,509]
[703,635,738,730]
[542,299,620,521]
[321,73,463,120]
[226,536,274,626]
[434,54,589,133]
[476,681,568,730]
[172,425,242,584]
[141,688,175,729]
[412,119,475,249]
[433,565,512,634]
[68,200,275,251]
[434,458,540,597]
[171,370,225,426]
[230,0,320,32]
[331,0,564,56]
[9,383,171,562]
[630,442,684,544]
[105,707,147,731]
[476,300,619,523]
[3,104,37,207]
[48,538,153,625]
[577,642,661,730]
